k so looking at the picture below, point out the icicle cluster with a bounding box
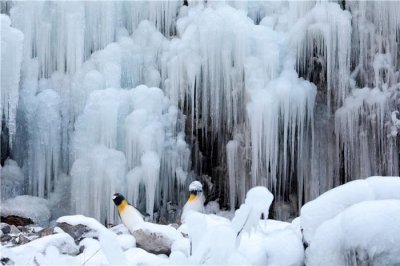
[1,14,23,147]
[71,86,189,223]
[335,88,399,182]
[2,1,399,221]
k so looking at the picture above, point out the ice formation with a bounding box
[71,85,189,223]
[0,159,24,200]
[1,0,399,224]
[1,14,23,147]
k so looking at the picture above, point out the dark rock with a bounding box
[38,227,54,237]
[1,225,10,235]
[56,222,90,242]
[18,234,30,245]
[79,245,85,254]
[133,229,171,256]
[0,234,12,242]
[1,257,13,265]
[1,216,33,226]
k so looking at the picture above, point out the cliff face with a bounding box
[1,1,399,222]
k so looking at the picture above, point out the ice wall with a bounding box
[1,1,399,221]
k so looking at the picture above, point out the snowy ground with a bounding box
[1,177,400,265]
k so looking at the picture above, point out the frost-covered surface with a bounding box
[306,200,400,266]
[0,195,51,225]
[301,176,400,244]
[0,159,24,201]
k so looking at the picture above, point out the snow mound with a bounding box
[57,215,111,234]
[1,233,78,265]
[239,220,304,266]
[0,195,51,225]
[306,200,400,266]
[232,186,273,235]
[301,176,400,243]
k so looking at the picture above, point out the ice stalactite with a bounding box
[347,1,400,89]
[1,14,23,148]
[163,3,250,141]
[71,146,126,225]
[0,159,24,201]
[27,89,62,198]
[71,86,190,223]
[10,1,85,78]
[8,1,180,80]
[291,2,352,112]
[247,70,316,209]
[335,88,399,182]
[226,139,247,211]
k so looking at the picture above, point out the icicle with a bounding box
[71,145,126,224]
[247,68,316,211]
[1,14,23,147]
[290,2,351,112]
[27,89,62,198]
[335,88,399,182]
[72,85,189,222]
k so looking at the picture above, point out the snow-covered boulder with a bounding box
[0,196,51,226]
[301,176,400,244]
[306,200,400,266]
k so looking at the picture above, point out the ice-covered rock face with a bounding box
[1,0,400,222]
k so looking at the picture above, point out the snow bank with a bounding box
[301,176,400,243]
[232,186,273,235]
[0,195,51,225]
[0,159,24,201]
[2,233,78,265]
[306,200,400,266]
[239,220,304,266]
[57,215,127,264]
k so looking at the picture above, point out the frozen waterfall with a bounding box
[1,0,399,223]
